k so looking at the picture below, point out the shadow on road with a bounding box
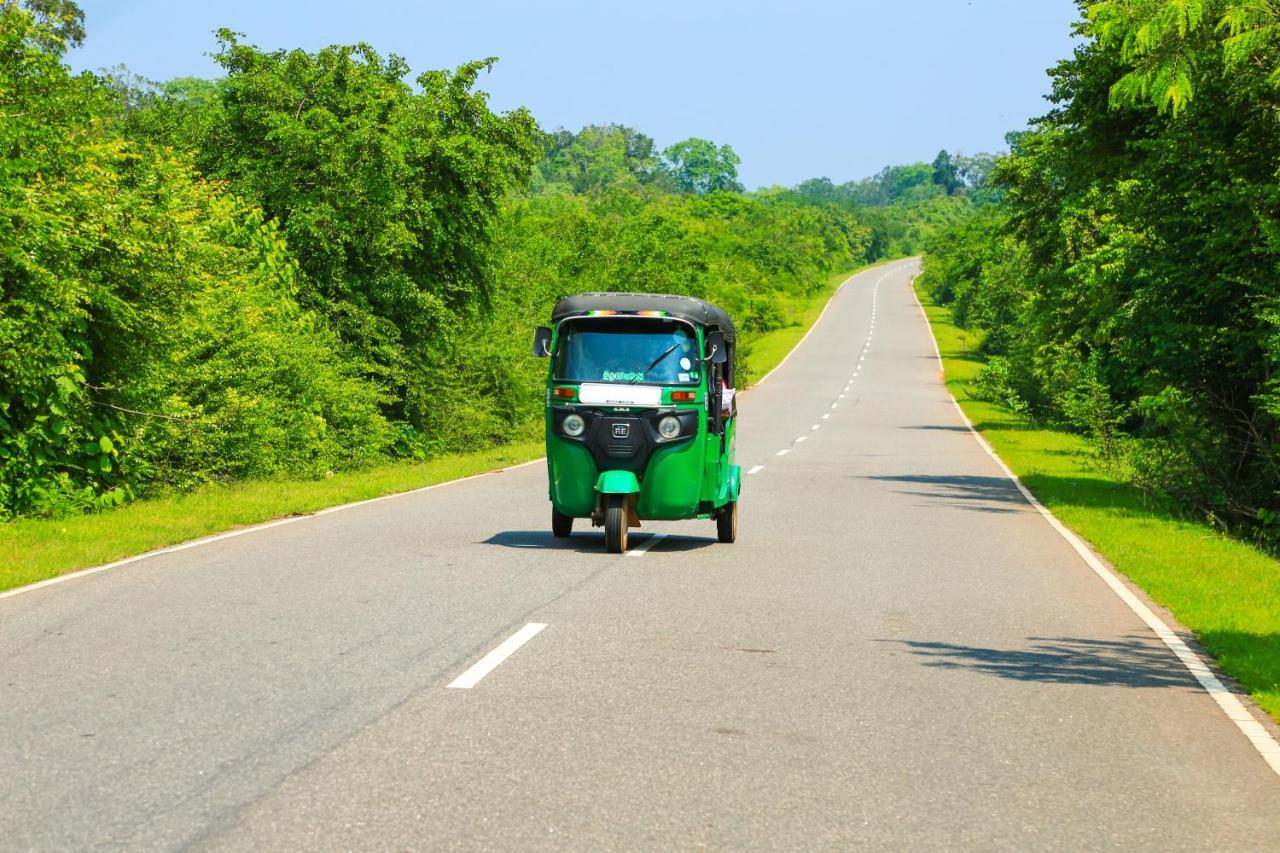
[866,473,1029,514]
[483,530,609,552]
[482,530,714,553]
[903,424,972,433]
[885,635,1199,690]
[650,534,718,553]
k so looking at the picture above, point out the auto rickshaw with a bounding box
[532,293,741,553]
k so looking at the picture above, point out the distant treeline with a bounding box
[921,0,1280,540]
[1,1,986,518]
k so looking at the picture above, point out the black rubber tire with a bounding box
[551,509,573,539]
[716,500,738,544]
[604,495,628,554]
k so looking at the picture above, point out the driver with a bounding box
[648,327,693,383]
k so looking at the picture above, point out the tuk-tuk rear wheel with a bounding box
[605,495,628,554]
[717,500,738,544]
[552,509,573,538]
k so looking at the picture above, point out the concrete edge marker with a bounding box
[909,271,1280,779]
[0,458,547,602]
[446,622,548,689]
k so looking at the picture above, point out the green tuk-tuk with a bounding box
[532,293,741,553]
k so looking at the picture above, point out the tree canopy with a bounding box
[922,0,1280,537]
[662,137,744,195]
[0,0,963,519]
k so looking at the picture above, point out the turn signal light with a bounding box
[670,390,696,402]
[552,387,576,400]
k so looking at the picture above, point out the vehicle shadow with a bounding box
[482,530,715,553]
[865,473,1029,514]
[483,530,610,553]
[881,635,1200,690]
[651,534,718,553]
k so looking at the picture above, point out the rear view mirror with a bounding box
[706,331,728,364]
[532,326,552,357]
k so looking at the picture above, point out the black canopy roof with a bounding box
[552,292,735,343]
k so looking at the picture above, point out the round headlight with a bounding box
[562,413,586,437]
[658,415,681,439]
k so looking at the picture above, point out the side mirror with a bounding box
[532,326,552,357]
[706,331,728,364]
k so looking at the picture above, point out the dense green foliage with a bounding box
[1,6,390,517]
[787,152,994,258]
[123,32,544,448]
[1,1,969,519]
[923,0,1280,537]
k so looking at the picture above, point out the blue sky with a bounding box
[67,1,1081,188]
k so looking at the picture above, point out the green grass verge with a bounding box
[1,259,896,594]
[916,285,1280,722]
[0,439,544,593]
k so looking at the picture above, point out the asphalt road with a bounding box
[4,258,1279,850]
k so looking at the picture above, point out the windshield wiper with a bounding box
[630,344,680,384]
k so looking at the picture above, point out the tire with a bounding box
[716,500,738,544]
[604,495,628,554]
[552,509,573,539]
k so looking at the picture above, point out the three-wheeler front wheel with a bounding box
[716,500,738,544]
[552,509,573,539]
[604,495,629,554]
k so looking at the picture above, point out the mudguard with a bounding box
[595,470,642,494]
[718,463,741,504]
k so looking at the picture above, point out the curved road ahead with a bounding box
[4,259,1279,850]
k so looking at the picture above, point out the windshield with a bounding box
[554,318,701,386]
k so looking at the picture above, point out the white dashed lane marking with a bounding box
[447,623,547,689]
[763,263,890,469]
[625,533,667,558]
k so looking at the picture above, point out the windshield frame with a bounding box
[551,316,703,388]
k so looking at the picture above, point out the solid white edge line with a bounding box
[747,465,765,475]
[625,532,668,557]
[0,457,547,602]
[909,271,1280,778]
[752,259,907,388]
[446,622,547,689]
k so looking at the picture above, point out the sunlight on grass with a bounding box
[917,285,1280,721]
